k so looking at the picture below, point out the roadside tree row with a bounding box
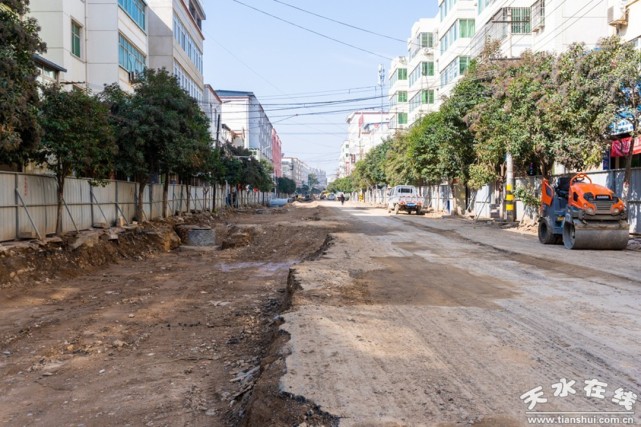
[349,36,641,202]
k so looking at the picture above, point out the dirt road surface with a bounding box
[0,205,337,427]
[283,202,641,426]
[1,201,640,426]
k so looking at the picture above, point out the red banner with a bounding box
[611,137,641,157]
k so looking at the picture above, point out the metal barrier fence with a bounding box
[0,172,272,242]
[351,168,641,234]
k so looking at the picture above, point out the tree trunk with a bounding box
[212,183,217,212]
[135,180,146,222]
[162,173,169,218]
[186,180,191,213]
[55,176,65,235]
[622,135,636,201]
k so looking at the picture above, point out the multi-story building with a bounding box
[203,84,222,145]
[407,18,440,124]
[29,0,205,98]
[388,56,409,131]
[147,0,205,103]
[613,0,640,44]
[216,90,275,168]
[338,111,391,178]
[471,0,609,59]
[34,55,66,86]
[338,140,353,178]
[30,0,149,92]
[281,157,309,189]
[437,0,476,98]
[272,130,283,179]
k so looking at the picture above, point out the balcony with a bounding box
[469,7,531,57]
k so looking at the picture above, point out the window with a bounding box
[71,22,81,58]
[478,0,497,14]
[390,68,408,86]
[531,0,545,30]
[409,62,434,87]
[173,14,203,74]
[511,7,531,34]
[398,91,407,103]
[398,113,408,125]
[441,56,471,87]
[173,61,203,102]
[439,0,459,22]
[422,62,434,77]
[118,34,146,73]
[459,56,470,74]
[422,90,435,104]
[409,90,435,112]
[441,19,475,54]
[460,19,476,38]
[118,0,145,30]
[421,32,433,48]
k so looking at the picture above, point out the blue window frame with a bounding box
[118,34,145,73]
[118,0,146,30]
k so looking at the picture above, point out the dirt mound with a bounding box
[0,206,340,426]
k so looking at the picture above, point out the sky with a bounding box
[200,0,439,180]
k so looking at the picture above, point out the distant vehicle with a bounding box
[387,185,423,215]
[327,193,336,201]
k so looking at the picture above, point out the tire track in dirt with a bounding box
[282,208,641,426]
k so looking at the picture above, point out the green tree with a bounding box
[352,140,390,190]
[307,173,319,190]
[327,176,354,194]
[384,133,416,186]
[104,68,211,220]
[39,85,116,234]
[276,177,296,195]
[548,36,641,198]
[0,0,46,167]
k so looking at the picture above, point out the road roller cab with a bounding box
[538,173,629,250]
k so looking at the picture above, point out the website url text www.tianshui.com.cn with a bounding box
[527,414,636,425]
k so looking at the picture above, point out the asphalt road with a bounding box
[281,203,641,426]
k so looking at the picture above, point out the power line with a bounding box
[258,85,379,100]
[270,0,409,45]
[230,0,392,61]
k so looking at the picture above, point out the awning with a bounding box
[33,54,67,72]
[610,136,641,157]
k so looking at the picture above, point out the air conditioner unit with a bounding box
[423,48,434,55]
[607,0,628,26]
[128,71,137,83]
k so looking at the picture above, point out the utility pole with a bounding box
[378,63,385,134]
[506,152,515,221]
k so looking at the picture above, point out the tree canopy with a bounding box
[0,0,46,167]
[39,85,115,233]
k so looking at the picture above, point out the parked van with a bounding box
[387,185,423,215]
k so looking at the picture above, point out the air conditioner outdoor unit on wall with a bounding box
[607,0,628,26]
[423,48,433,55]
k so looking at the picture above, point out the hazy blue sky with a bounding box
[201,0,438,179]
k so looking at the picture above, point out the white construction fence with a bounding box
[352,168,641,234]
[0,172,272,242]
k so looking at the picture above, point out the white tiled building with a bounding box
[406,18,440,125]
[216,90,275,167]
[29,0,205,99]
[147,0,205,103]
[386,0,615,132]
[338,111,391,178]
[387,56,409,131]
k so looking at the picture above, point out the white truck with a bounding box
[387,185,424,215]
